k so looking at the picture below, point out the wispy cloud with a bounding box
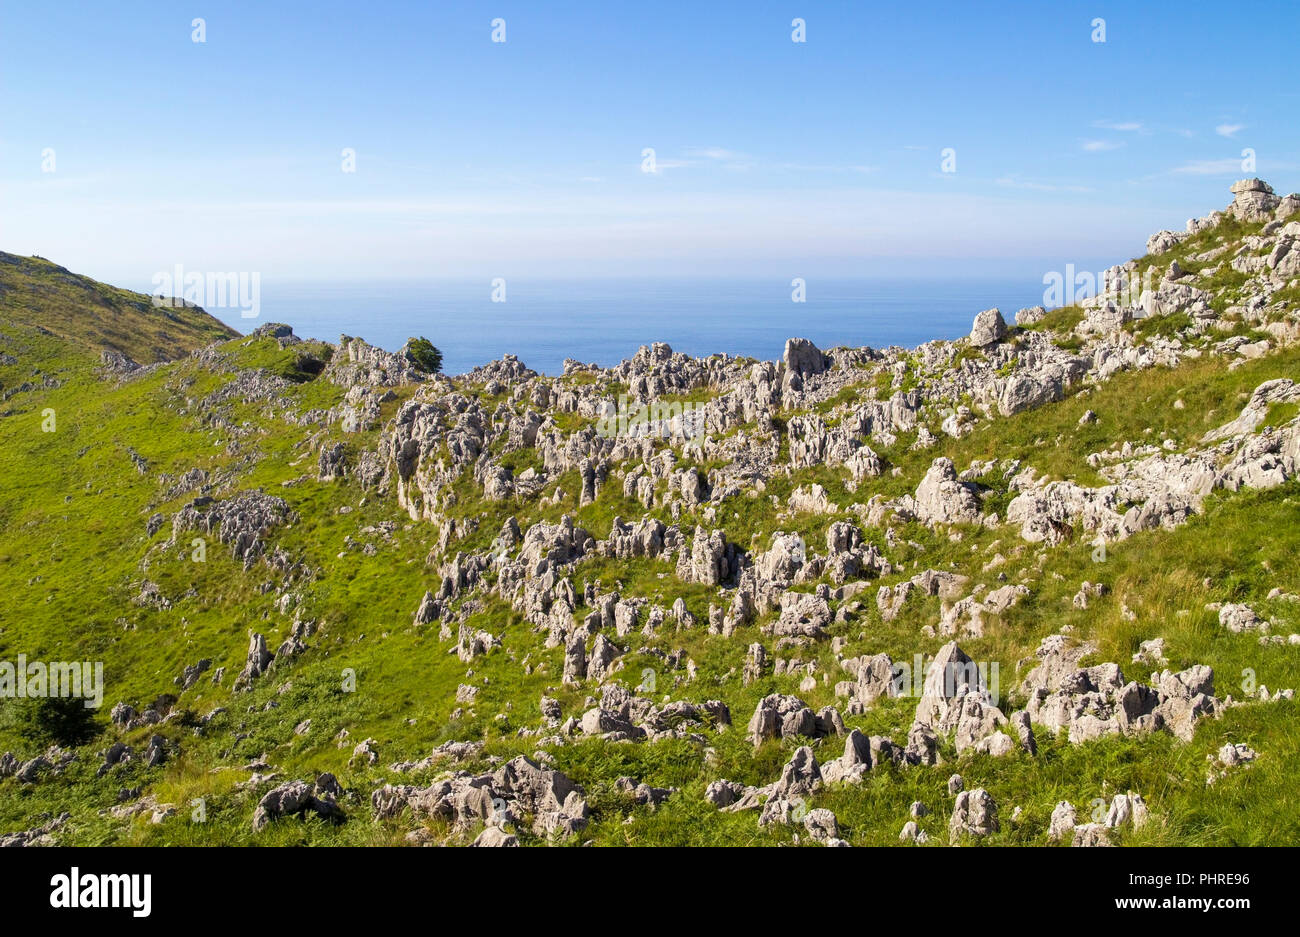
[775,163,876,174]
[686,147,745,161]
[642,157,692,173]
[643,146,753,173]
[1164,156,1297,177]
[1082,140,1124,152]
[1215,123,1245,138]
[1093,120,1143,132]
[995,176,1093,193]
[1170,158,1242,175]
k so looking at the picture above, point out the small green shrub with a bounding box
[405,337,443,373]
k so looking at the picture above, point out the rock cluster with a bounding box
[252,774,345,831]
[1020,635,1218,743]
[371,755,588,840]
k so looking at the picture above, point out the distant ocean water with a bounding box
[204,278,1052,376]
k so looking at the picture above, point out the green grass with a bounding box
[1132,215,1268,284]
[1021,304,1085,335]
[0,252,238,364]
[1132,311,1194,341]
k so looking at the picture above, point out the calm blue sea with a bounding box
[205,277,1051,376]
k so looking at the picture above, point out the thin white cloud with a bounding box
[642,157,693,173]
[1215,123,1244,138]
[995,176,1093,193]
[641,147,752,174]
[774,163,876,174]
[686,147,745,161]
[1170,158,1242,175]
[1163,157,1298,178]
[1093,120,1143,132]
[1082,140,1124,152]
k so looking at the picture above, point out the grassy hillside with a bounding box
[0,252,238,365]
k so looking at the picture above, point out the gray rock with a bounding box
[949,788,998,842]
[743,643,768,686]
[1015,305,1046,327]
[771,746,822,798]
[472,826,519,847]
[233,632,272,691]
[820,728,875,784]
[783,337,829,382]
[252,775,344,831]
[1071,823,1111,847]
[912,457,982,525]
[747,694,820,745]
[1105,792,1149,830]
[1229,178,1280,221]
[318,442,347,481]
[802,807,839,843]
[969,308,1008,348]
[899,820,928,843]
[704,779,748,808]
[1010,710,1037,755]
[1048,801,1077,843]
[1021,635,1218,743]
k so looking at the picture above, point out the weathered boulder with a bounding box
[747,694,820,745]
[233,632,272,691]
[252,775,344,831]
[1048,801,1077,843]
[783,337,829,382]
[969,308,1007,348]
[1229,178,1280,222]
[912,457,981,525]
[949,788,998,842]
[1015,305,1046,327]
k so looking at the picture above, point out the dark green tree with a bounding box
[404,337,443,374]
[9,696,100,747]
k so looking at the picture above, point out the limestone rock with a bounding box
[949,788,998,842]
[969,308,1007,348]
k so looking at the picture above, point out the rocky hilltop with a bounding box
[1,179,1299,847]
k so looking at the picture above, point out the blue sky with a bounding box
[1,0,1297,283]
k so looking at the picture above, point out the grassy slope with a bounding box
[0,252,238,365]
